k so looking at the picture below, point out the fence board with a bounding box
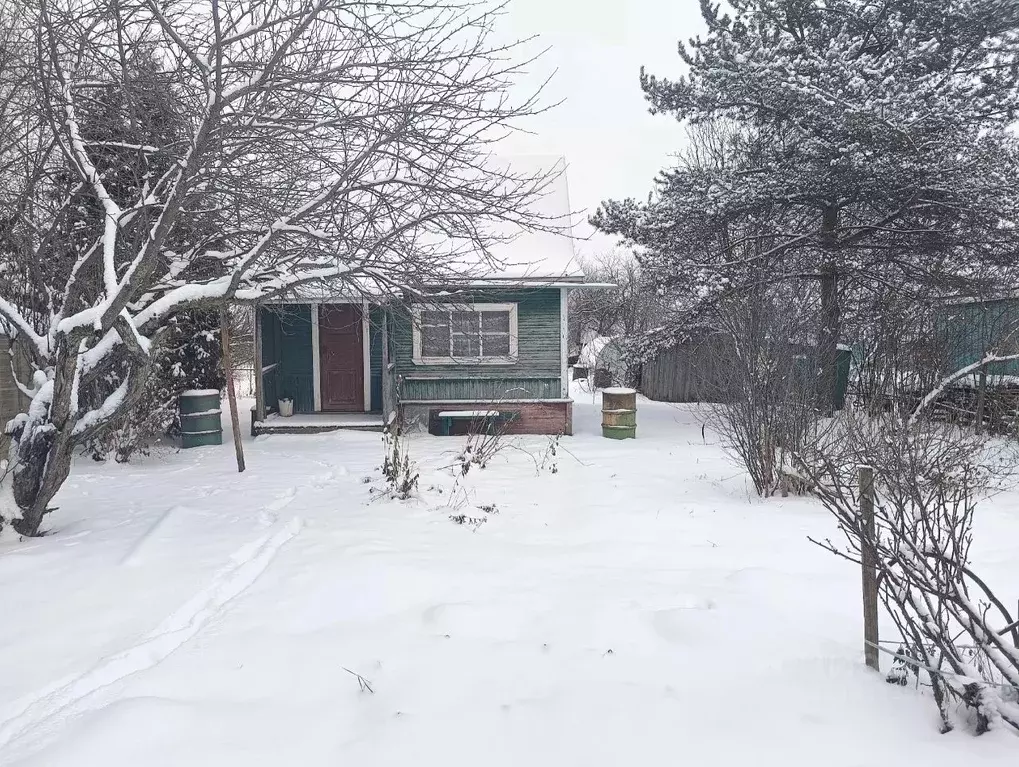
[640,338,729,403]
[0,335,31,454]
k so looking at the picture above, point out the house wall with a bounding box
[258,303,384,414]
[402,399,572,436]
[390,288,564,402]
[261,304,315,413]
[369,306,385,411]
[940,298,1019,377]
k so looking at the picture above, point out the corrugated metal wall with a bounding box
[391,288,563,402]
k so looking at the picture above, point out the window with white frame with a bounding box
[413,303,518,364]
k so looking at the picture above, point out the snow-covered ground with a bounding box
[1,385,1016,765]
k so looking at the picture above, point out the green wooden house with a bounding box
[940,296,1019,379]
[250,163,606,436]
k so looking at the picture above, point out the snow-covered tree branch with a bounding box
[0,0,562,535]
[594,0,1019,411]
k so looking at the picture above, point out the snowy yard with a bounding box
[0,388,1016,765]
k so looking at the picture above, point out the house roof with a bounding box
[464,154,583,283]
[281,156,589,302]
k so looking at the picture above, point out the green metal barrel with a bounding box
[602,387,637,439]
[179,389,223,448]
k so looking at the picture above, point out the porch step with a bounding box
[251,411,386,436]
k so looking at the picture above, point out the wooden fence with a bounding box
[0,335,32,454]
[638,337,731,403]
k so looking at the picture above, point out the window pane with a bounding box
[449,311,476,335]
[483,333,511,356]
[481,311,510,334]
[452,332,481,357]
[422,324,449,357]
[421,310,447,328]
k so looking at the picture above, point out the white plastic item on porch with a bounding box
[278,398,294,417]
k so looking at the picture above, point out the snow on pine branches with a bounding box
[593,0,1019,403]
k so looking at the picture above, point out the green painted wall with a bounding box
[261,304,315,413]
[941,299,1019,376]
[391,288,564,401]
[369,306,385,411]
[260,309,282,412]
[261,303,386,413]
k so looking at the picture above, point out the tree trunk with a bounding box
[818,205,841,415]
[221,307,246,473]
[9,426,73,536]
[819,267,841,414]
[3,334,159,537]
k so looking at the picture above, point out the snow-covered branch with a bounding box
[910,350,1019,426]
[0,0,557,536]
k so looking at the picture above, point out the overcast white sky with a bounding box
[495,0,707,259]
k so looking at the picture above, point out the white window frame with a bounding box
[412,302,519,365]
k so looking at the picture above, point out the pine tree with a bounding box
[594,0,1019,408]
[42,54,225,461]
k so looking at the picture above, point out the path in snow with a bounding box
[2,392,1018,765]
[0,498,301,752]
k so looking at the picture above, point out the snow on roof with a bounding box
[266,156,584,303]
[469,154,583,282]
[579,335,620,367]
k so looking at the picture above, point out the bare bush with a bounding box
[793,410,1019,734]
[379,422,418,501]
[454,411,517,475]
[847,287,952,415]
[702,286,821,496]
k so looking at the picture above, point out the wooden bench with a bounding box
[435,410,518,436]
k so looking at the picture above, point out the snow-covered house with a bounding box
[577,334,627,386]
[250,161,608,436]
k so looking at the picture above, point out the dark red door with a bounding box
[319,304,364,411]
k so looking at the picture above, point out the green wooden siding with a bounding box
[261,304,315,413]
[260,302,385,413]
[260,309,282,412]
[391,288,563,401]
[400,376,561,401]
[369,306,385,411]
[941,299,1019,376]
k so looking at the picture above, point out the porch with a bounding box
[252,299,394,437]
[251,411,386,435]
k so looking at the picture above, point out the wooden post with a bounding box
[253,304,265,423]
[975,366,987,435]
[380,310,392,420]
[221,307,246,473]
[859,464,879,671]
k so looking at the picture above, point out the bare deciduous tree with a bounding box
[568,250,655,350]
[701,283,821,496]
[0,0,561,536]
